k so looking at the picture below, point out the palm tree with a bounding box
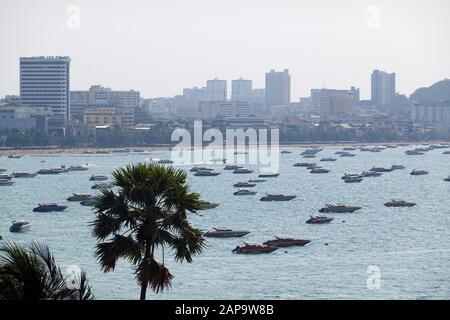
[0,241,94,300]
[91,163,205,300]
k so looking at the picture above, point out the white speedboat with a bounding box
[67,193,92,201]
[205,227,250,238]
[233,189,257,196]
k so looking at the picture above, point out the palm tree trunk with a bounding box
[139,242,152,301]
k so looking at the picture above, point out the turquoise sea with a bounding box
[0,145,449,299]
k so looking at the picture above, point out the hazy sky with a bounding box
[1,0,449,100]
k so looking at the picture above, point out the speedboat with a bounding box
[233,189,257,196]
[37,168,65,175]
[258,172,279,178]
[410,169,428,176]
[224,165,242,170]
[33,203,68,212]
[344,176,363,183]
[310,168,330,174]
[263,237,311,247]
[232,243,278,254]
[7,155,21,159]
[369,167,393,172]
[301,148,322,156]
[205,227,250,238]
[233,151,248,155]
[89,174,108,181]
[199,201,220,210]
[260,194,296,201]
[303,154,316,158]
[306,215,334,224]
[341,173,362,180]
[391,164,405,170]
[67,165,89,171]
[343,147,357,151]
[189,166,213,172]
[319,204,361,213]
[360,147,372,151]
[0,174,13,180]
[362,171,383,177]
[444,176,450,182]
[91,183,113,190]
[67,193,92,201]
[194,170,221,176]
[233,182,256,188]
[13,172,37,178]
[0,179,14,186]
[281,150,292,154]
[320,158,337,162]
[9,220,31,232]
[384,199,416,207]
[233,168,253,174]
[248,179,266,183]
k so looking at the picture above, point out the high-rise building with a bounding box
[371,70,396,106]
[231,78,252,102]
[206,79,227,101]
[319,89,356,121]
[183,87,207,104]
[265,69,290,106]
[20,56,71,122]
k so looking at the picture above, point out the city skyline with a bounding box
[1,0,450,100]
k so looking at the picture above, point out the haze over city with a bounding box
[1,0,450,99]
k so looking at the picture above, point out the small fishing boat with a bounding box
[189,166,213,172]
[7,155,21,159]
[320,158,337,162]
[340,152,356,157]
[263,237,311,247]
[13,172,37,178]
[233,168,253,174]
[319,204,361,213]
[232,243,278,254]
[233,189,257,196]
[194,170,221,176]
[33,203,68,212]
[205,227,250,238]
[248,179,266,183]
[293,162,315,167]
[158,159,173,164]
[198,201,220,210]
[67,165,89,171]
[444,176,450,182]
[310,168,330,174]
[281,150,292,154]
[306,215,334,224]
[233,182,256,188]
[260,194,296,202]
[9,220,31,232]
[37,168,65,175]
[384,199,416,207]
[91,183,113,190]
[224,165,242,170]
[391,164,405,170]
[410,169,428,176]
[258,172,279,178]
[67,193,92,201]
[89,174,108,181]
[369,167,393,173]
[344,176,363,183]
[361,171,383,177]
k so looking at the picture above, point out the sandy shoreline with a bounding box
[1,141,449,157]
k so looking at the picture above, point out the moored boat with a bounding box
[260,194,296,201]
[369,167,393,172]
[384,199,416,207]
[67,193,92,201]
[13,172,37,178]
[310,168,330,174]
[319,204,361,213]
[91,183,113,190]
[199,201,220,210]
[263,237,311,247]
[233,182,256,188]
[306,215,334,224]
[258,172,279,178]
[391,164,405,170]
[67,165,89,171]
[89,174,108,181]
[410,169,428,176]
[232,243,278,254]
[9,220,31,232]
[33,203,68,212]
[224,165,242,170]
[205,227,250,238]
[320,157,337,162]
[189,166,214,172]
[233,168,253,174]
[37,168,65,175]
[362,171,383,177]
[194,170,221,176]
[233,189,257,196]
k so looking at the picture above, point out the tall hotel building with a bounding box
[265,69,290,106]
[20,56,71,123]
